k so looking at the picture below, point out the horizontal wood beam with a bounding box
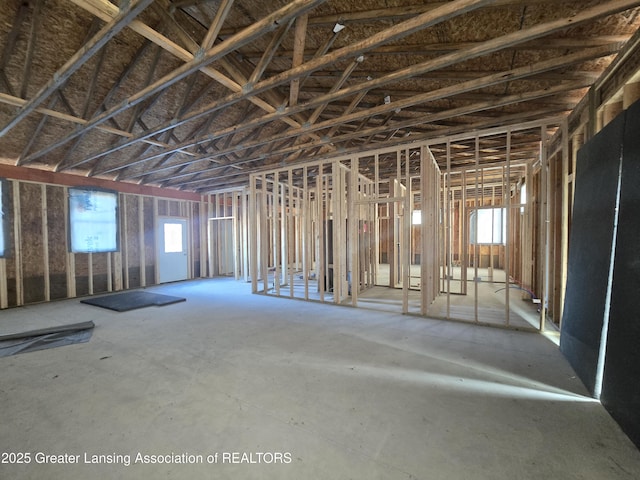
[183,112,562,189]
[0,163,200,200]
[240,36,631,60]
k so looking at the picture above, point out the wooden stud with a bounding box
[153,197,159,285]
[446,142,451,318]
[474,136,480,323]
[187,200,193,279]
[560,120,570,327]
[523,162,534,304]
[604,101,623,126]
[110,193,122,291]
[420,148,429,315]
[122,193,129,289]
[302,166,309,300]
[539,125,549,332]
[138,195,146,286]
[242,190,249,282]
[232,192,239,280]
[41,184,50,302]
[214,194,221,276]
[402,149,411,314]
[0,258,7,309]
[207,194,214,278]
[505,131,511,327]
[261,178,269,293]
[317,164,325,302]
[332,163,340,303]
[12,181,23,306]
[285,182,292,288]
[350,156,359,306]
[64,187,76,298]
[623,82,640,109]
[461,170,467,295]
[273,172,280,295]
[87,252,93,295]
[250,177,258,292]
[374,153,380,282]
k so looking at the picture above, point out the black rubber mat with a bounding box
[81,291,186,312]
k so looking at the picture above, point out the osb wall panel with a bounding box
[169,200,182,217]
[19,182,44,304]
[46,185,67,300]
[92,252,109,293]
[123,194,141,266]
[191,202,201,277]
[143,196,156,282]
[157,199,167,217]
[122,194,141,288]
[1,175,207,308]
[74,254,89,297]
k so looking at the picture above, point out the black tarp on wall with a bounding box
[600,99,640,448]
[559,113,623,394]
[561,99,640,449]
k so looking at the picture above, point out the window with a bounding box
[412,210,422,225]
[69,188,119,253]
[470,207,506,245]
[163,223,183,253]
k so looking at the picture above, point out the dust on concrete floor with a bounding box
[0,277,638,480]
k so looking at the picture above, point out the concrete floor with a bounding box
[1,277,639,479]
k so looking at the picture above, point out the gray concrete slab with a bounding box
[0,278,638,479]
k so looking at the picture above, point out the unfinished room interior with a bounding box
[2,0,640,478]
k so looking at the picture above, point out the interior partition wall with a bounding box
[427,132,541,330]
[207,189,249,281]
[248,136,542,330]
[249,143,441,316]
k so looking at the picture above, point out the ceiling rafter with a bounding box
[152,85,574,189]
[163,109,563,191]
[43,39,159,169]
[0,0,156,137]
[19,0,45,99]
[94,0,634,178]
[241,36,631,61]
[0,1,30,97]
[19,0,327,166]
[84,0,501,175]
[289,13,308,107]
[0,0,639,193]
[108,43,612,178]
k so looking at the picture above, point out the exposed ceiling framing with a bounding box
[0,0,639,193]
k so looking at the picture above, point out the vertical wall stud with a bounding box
[138,195,146,286]
[121,193,129,290]
[41,184,50,302]
[13,181,23,306]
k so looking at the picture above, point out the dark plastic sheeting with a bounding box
[601,99,640,448]
[0,321,95,357]
[560,112,624,395]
